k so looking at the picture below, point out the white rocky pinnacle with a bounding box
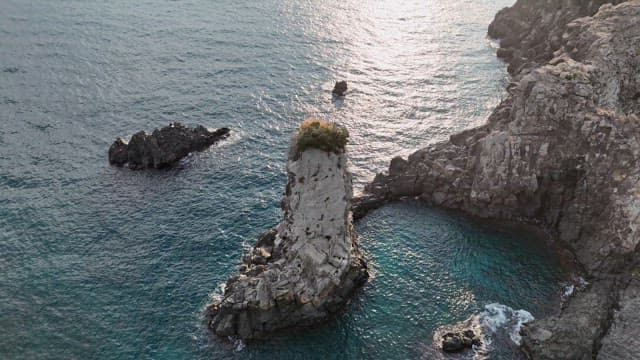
[206,124,368,339]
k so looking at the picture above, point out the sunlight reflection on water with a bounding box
[272,0,510,188]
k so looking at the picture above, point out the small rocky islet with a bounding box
[208,0,640,359]
[108,122,229,169]
[441,329,482,353]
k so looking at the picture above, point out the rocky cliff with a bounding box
[361,1,640,358]
[206,122,368,339]
[488,0,627,76]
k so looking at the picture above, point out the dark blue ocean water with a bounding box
[1,0,567,359]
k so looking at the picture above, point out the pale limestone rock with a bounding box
[206,128,367,339]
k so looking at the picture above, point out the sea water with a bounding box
[0,0,566,359]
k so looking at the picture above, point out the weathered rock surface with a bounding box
[206,126,368,339]
[441,329,481,353]
[597,278,640,359]
[108,123,229,169]
[521,279,618,359]
[361,1,640,358]
[488,0,627,76]
[351,192,388,221]
[332,81,348,96]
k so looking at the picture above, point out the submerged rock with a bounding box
[332,81,348,96]
[362,1,640,359]
[206,121,368,339]
[108,123,229,169]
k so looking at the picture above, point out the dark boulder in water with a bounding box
[332,81,348,96]
[108,123,230,169]
[441,329,481,353]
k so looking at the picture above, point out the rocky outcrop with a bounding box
[332,81,348,96]
[521,279,619,359]
[441,329,481,353]
[488,0,627,76]
[362,1,640,358]
[108,123,229,169]
[351,193,389,221]
[206,124,368,339]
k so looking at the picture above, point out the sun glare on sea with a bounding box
[273,0,509,187]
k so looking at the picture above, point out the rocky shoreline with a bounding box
[206,121,368,339]
[357,1,640,358]
[488,0,628,77]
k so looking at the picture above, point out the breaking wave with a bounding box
[431,303,534,359]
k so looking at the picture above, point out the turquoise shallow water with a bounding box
[239,202,566,360]
[1,0,567,358]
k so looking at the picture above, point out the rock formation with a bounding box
[206,121,368,339]
[360,1,640,358]
[441,330,481,353]
[108,123,229,169]
[332,81,348,96]
[488,0,627,76]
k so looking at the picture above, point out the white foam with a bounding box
[232,338,246,352]
[208,282,227,303]
[510,309,534,345]
[580,278,589,287]
[479,303,534,346]
[563,284,575,298]
[561,276,589,301]
[207,127,244,150]
[480,303,509,331]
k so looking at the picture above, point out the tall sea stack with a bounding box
[206,119,368,339]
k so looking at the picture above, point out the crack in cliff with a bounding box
[591,280,623,359]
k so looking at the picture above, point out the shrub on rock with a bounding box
[296,118,348,155]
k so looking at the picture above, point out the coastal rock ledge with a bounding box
[361,1,640,359]
[206,121,368,339]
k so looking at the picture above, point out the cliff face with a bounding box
[206,129,368,339]
[488,0,627,76]
[363,1,640,358]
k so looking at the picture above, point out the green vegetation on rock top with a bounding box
[296,118,349,155]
